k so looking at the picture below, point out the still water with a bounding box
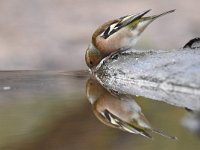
[0,70,199,150]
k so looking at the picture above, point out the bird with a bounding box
[86,78,177,139]
[85,9,175,68]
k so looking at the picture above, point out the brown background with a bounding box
[0,0,199,70]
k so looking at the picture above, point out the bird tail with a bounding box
[151,128,178,140]
[152,9,175,20]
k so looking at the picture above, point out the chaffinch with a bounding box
[86,79,177,139]
[85,9,175,68]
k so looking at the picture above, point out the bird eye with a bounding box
[90,61,93,65]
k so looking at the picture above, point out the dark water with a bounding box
[0,71,199,150]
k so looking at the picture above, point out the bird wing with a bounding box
[183,37,200,49]
[101,9,151,39]
[103,109,152,138]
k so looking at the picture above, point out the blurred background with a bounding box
[0,0,200,150]
[0,0,200,70]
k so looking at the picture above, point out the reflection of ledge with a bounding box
[95,44,200,111]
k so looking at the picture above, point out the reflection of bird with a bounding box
[85,9,175,68]
[86,79,177,139]
[182,111,200,136]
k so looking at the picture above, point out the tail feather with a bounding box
[151,128,178,140]
[152,9,176,19]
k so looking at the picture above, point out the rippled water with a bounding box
[0,70,199,150]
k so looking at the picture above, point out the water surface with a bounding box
[0,71,199,150]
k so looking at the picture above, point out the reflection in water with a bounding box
[0,71,200,149]
[86,78,176,139]
[182,111,200,137]
[0,70,90,150]
[95,48,200,111]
